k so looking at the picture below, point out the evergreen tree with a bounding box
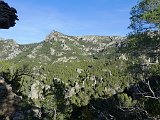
[129,0,160,33]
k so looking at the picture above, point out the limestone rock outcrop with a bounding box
[0,77,22,119]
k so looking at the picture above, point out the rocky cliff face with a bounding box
[0,77,23,119]
[0,39,22,60]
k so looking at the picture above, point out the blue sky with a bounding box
[0,0,138,44]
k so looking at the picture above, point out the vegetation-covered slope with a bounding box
[0,30,159,119]
[0,0,160,119]
[0,31,125,63]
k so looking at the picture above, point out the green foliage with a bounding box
[117,93,137,108]
[1,3,160,118]
[129,0,160,33]
[142,0,160,26]
[120,32,160,56]
[144,99,160,116]
[150,64,160,75]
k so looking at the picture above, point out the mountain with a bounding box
[0,31,126,63]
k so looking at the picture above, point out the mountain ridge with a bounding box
[0,31,126,63]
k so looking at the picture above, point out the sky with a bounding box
[0,0,138,44]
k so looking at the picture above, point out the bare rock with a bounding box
[0,77,22,119]
[0,1,18,29]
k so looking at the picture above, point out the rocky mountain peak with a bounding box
[0,39,22,60]
[0,39,16,43]
[44,30,66,42]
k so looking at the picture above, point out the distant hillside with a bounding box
[0,31,126,63]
